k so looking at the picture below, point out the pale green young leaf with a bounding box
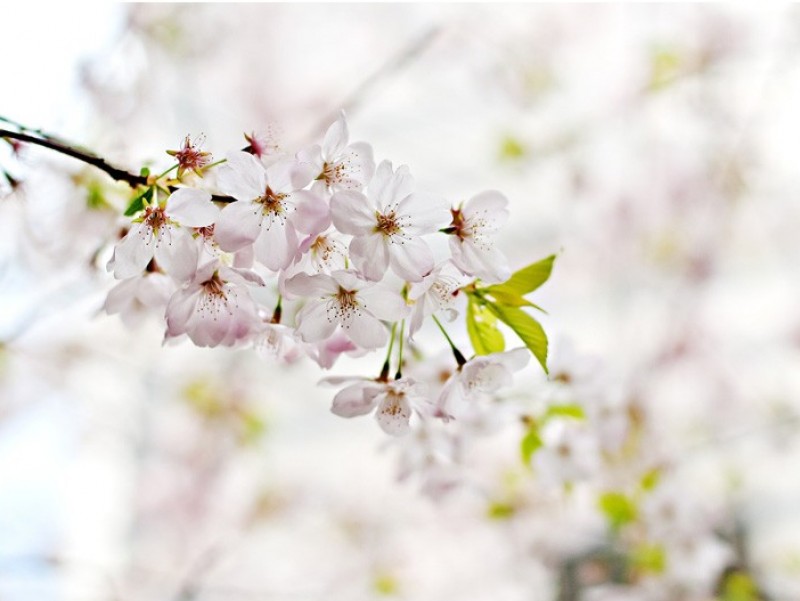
[521,425,543,464]
[466,298,505,355]
[486,303,548,374]
[486,254,556,299]
[598,491,637,531]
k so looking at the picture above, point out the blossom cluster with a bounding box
[103,113,553,436]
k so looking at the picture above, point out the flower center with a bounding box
[319,160,345,186]
[310,235,344,269]
[255,186,286,216]
[328,286,363,324]
[143,206,168,232]
[375,211,402,237]
[201,271,227,300]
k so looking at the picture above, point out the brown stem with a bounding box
[1,127,236,203]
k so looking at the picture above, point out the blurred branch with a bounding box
[304,26,442,143]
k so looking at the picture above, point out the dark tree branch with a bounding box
[0,127,236,203]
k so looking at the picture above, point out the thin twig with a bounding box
[1,128,236,203]
[303,26,442,143]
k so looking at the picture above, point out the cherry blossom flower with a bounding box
[103,268,174,327]
[407,261,467,335]
[330,160,450,282]
[323,375,434,435]
[532,420,600,486]
[437,348,530,419]
[293,230,348,274]
[448,190,512,284]
[296,112,375,191]
[213,151,324,271]
[166,134,212,178]
[165,260,263,347]
[243,126,281,162]
[303,331,365,369]
[252,322,301,363]
[285,270,408,349]
[107,188,219,281]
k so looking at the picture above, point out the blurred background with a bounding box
[2,4,800,600]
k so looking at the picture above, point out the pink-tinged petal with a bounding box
[449,237,511,284]
[464,190,509,230]
[165,288,199,336]
[494,347,531,372]
[265,158,298,193]
[358,285,409,321]
[330,269,366,292]
[295,300,338,342]
[233,244,255,268]
[284,272,338,298]
[295,145,323,177]
[345,313,387,349]
[154,228,199,282]
[388,236,434,282]
[193,259,219,284]
[463,360,513,393]
[137,273,174,306]
[369,161,414,209]
[409,302,426,336]
[217,151,266,201]
[214,200,262,252]
[219,265,265,287]
[290,161,318,189]
[291,190,331,235]
[347,141,375,187]
[435,376,464,421]
[103,277,139,315]
[110,224,155,279]
[312,332,361,369]
[254,221,298,271]
[349,234,389,282]
[166,188,219,227]
[331,382,379,418]
[375,393,412,436]
[319,375,366,387]
[322,112,349,160]
[330,191,376,235]
[397,192,451,234]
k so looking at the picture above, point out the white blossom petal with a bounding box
[166,188,219,227]
[295,300,338,342]
[330,191,376,235]
[214,200,263,252]
[388,236,434,282]
[350,233,389,282]
[218,151,266,201]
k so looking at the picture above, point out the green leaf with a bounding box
[124,186,153,217]
[466,298,505,355]
[486,303,548,374]
[86,181,111,211]
[487,501,516,520]
[499,136,526,160]
[720,571,760,601]
[483,288,547,313]
[631,543,666,574]
[639,468,661,492]
[598,491,637,531]
[520,424,542,464]
[486,254,555,299]
[544,404,585,421]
